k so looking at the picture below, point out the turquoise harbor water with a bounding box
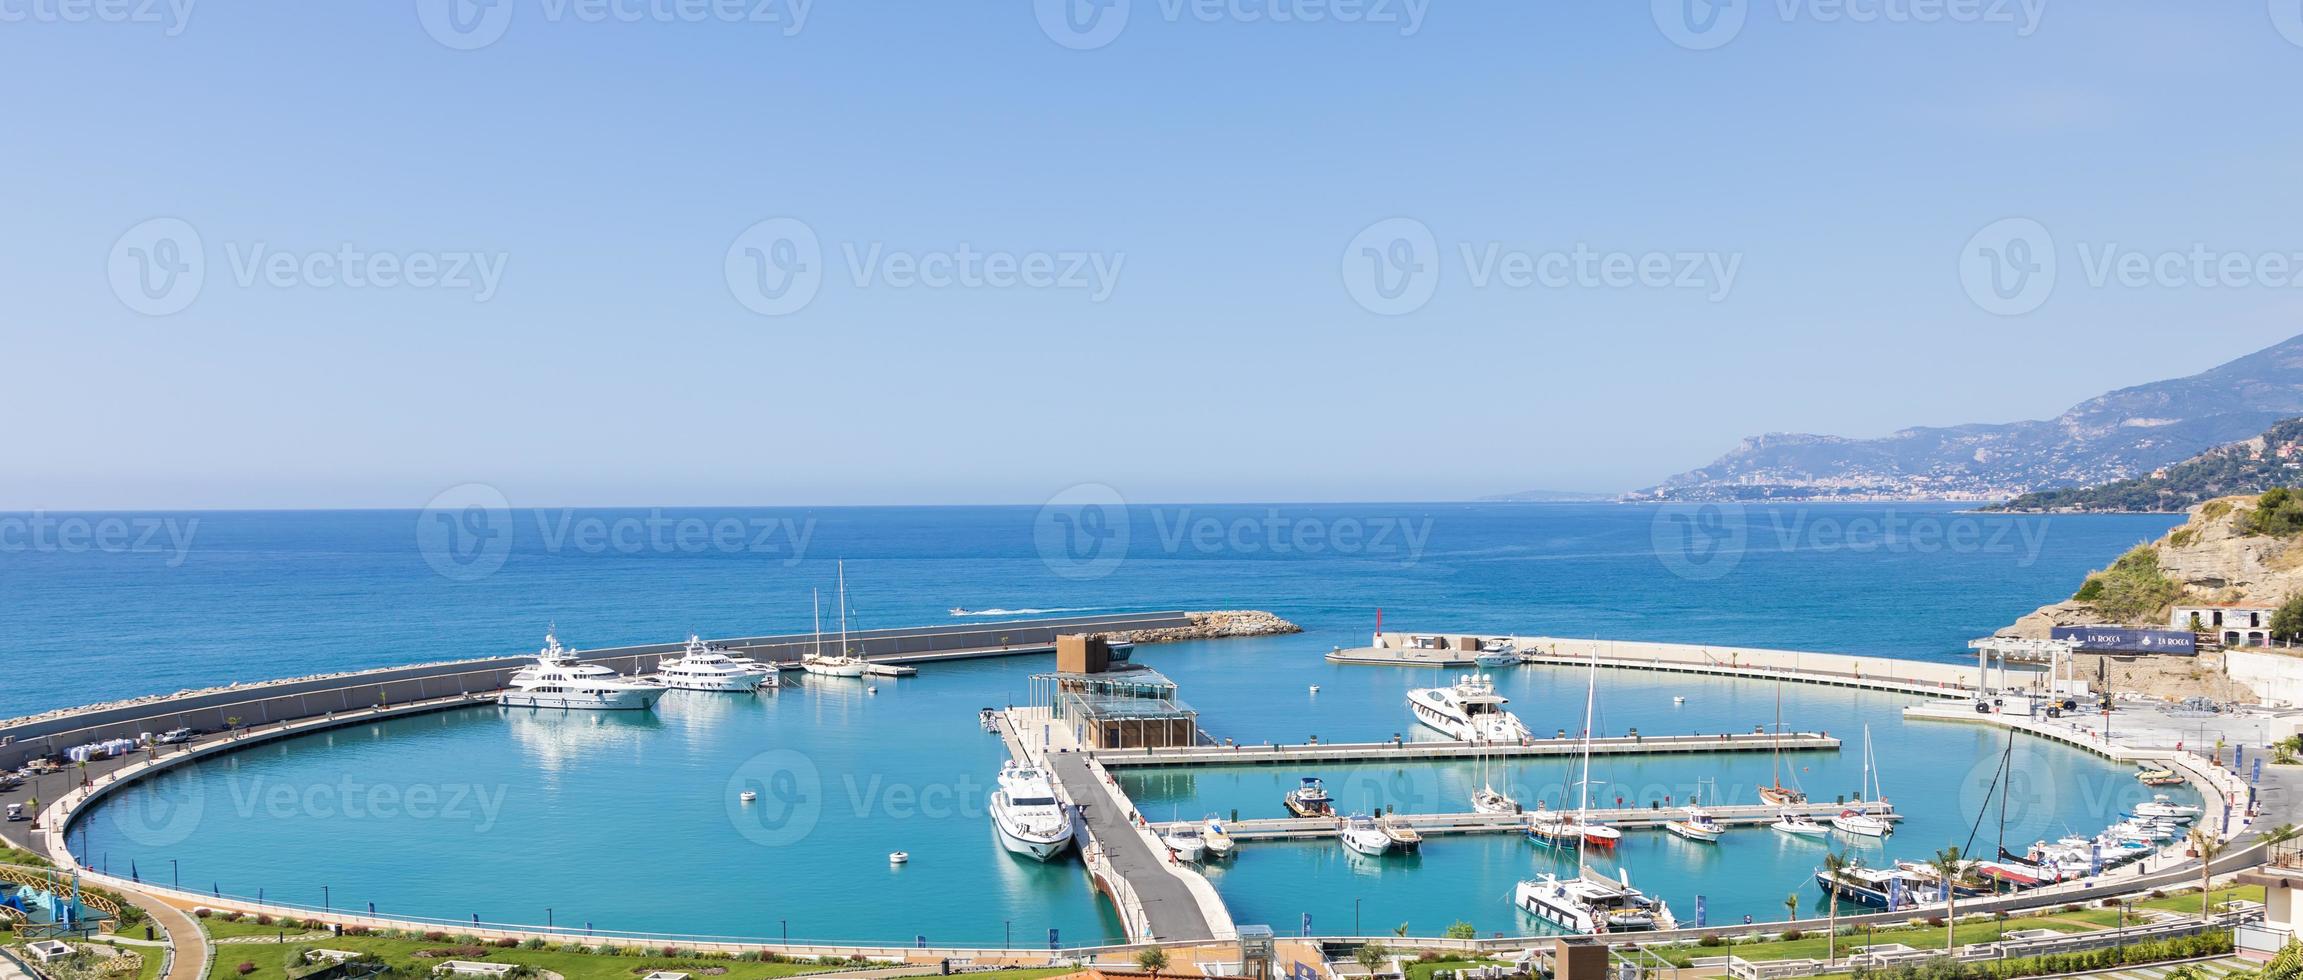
[37,503,2196,944]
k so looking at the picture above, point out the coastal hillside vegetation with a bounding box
[1997,417,2303,512]
[2071,544,2184,622]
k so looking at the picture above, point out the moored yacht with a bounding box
[1202,815,1236,859]
[1814,860,1910,909]
[652,635,773,691]
[2133,794,2202,822]
[1283,777,1334,817]
[989,762,1075,861]
[499,632,665,711]
[1514,869,1675,934]
[1406,674,1532,742]
[1665,805,1723,843]
[1771,810,1829,837]
[1339,813,1394,857]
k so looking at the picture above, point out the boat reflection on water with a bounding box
[502,703,665,773]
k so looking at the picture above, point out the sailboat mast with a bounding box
[1576,647,1597,870]
[812,588,822,657]
[1771,684,1783,790]
[837,561,849,656]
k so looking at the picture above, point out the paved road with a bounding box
[1045,751,1214,942]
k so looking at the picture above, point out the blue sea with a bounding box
[23,503,2191,945]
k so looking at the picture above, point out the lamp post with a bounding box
[170,860,179,889]
[548,908,555,930]
[1355,898,1362,936]
[323,885,331,915]
[781,919,788,946]
[1005,921,1012,950]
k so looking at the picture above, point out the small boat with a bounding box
[1202,816,1236,858]
[1339,814,1393,857]
[2136,765,2183,786]
[1665,805,1724,843]
[1308,685,1320,694]
[1283,777,1334,817]
[1379,813,1423,851]
[1672,696,1686,705]
[866,685,878,695]
[1771,811,1829,837]
[950,607,973,616]
[889,851,909,864]
[1164,827,1208,862]
[2133,794,2202,822]
[740,790,759,803]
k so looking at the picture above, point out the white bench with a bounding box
[433,961,516,977]
[26,940,74,963]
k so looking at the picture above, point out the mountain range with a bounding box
[1622,333,2303,502]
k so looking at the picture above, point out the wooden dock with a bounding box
[1092,731,1837,768]
[1151,800,1898,841]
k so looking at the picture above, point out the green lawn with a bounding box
[1404,959,1504,980]
[213,934,907,980]
[199,915,335,942]
[0,845,52,867]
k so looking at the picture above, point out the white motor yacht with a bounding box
[1339,813,1394,857]
[1665,805,1724,843]
[499,631,665,711]
[1163,826,1209,862]
[1771,810,1830,837]
[989,762,1075,861]
[2134,794,2202,822]
[1406,674,1532,742]
[1202,815,1237,859]
[653,635,772,691]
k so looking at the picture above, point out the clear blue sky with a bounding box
[7,2,2303,508]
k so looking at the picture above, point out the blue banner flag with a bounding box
[1695,895,1707,928]
[1888,876,1906,912]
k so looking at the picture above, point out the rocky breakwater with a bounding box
[1098,610,1301,645]
[1998,491,2303,701]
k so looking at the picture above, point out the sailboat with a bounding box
[1758,683,1806,805]
[802,564,871,678]
[1513,647,1670,933]
[1831,725,1893,838]
[1471,716,1522,814]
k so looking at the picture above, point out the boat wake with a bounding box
[950,607,1104,617]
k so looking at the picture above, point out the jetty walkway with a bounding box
[1332,633,1988,698]
[1150,799,1895,841]
[1096,731,1836,767]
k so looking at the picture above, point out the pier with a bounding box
[1150,800,1897,840]
[1094,731,1838,768]
[1331,632,1994,698]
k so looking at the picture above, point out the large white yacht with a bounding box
[1406,674,1532,742]
[990,762,1075,861]
[499,632,665,711]
[652,635,772,691]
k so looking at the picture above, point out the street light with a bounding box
[781,919,788,946]
[323,885,331,914]
[547,908,555,930]
[1355,898,1362,936]
[170,859,179,888]
[1005,920,1012,950]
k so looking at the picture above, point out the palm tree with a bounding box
[1930,845,1965,954]
[1820,851,1852,966]
[1136,947,1169,978]
[2193,826,2230,922]
[1785,893,1800,923]
[1354,942,1391,979]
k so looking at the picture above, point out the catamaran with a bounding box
[1831,725,1893,838]
[1513,648,1667,934]
[1758,683,1806,805]
[1406,674,1532,742]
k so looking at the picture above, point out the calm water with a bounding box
[40,503,2190,944]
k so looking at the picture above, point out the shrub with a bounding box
[257,914,275,926]
[1781,929,1804,941]
[236,963,257,975]
[661,947,683,959]
[1697,934,1723,947]
[1927,916,1946,928]
[494,938,519,948]
[425,931,449,942]
[522,938,546,950]
[195,908,214,919]
[223,911,244,922]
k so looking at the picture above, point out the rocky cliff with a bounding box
[1100,609,1302,645]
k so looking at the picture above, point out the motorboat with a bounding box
[2136,765,2185,787]
[1163,826,1208,862]
[2133,794,2202,822]
[1515,869,1674,934]
[1525,807,1577,848]
[498,631,665,710]
[652,635,773,691]
[1771,811,1829,837]
[1283,777,1334,817]
[739,790,758,803]
[1406,674,1532,742]
[1814,860,1909,909]
[950,607,973,616]
[1474,646,1519,668]
[990,762,1075,861]
[1339,814,1393,857]
[1379,813,1423,851]
[1665,805,1724,843]
[1202,816,1236,859]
